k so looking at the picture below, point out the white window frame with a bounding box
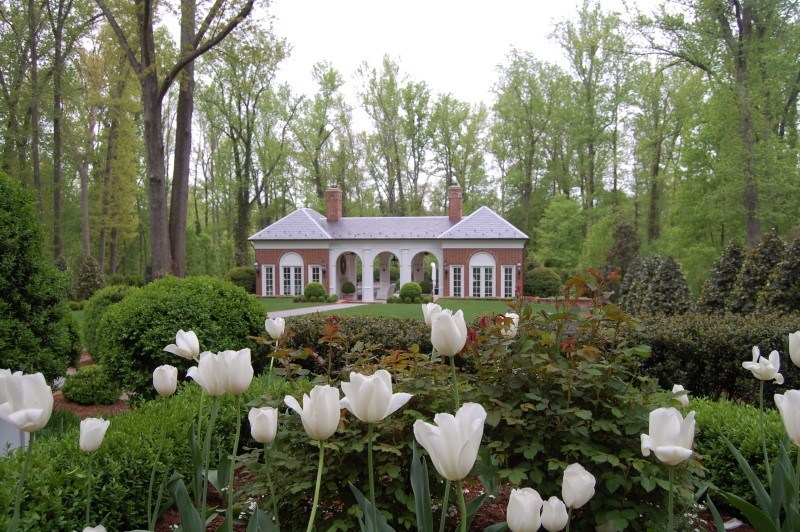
[469,252,495,298]
[309,264,322,284]
[280,253,304,296]
[261,265,275,296]
[450,265,463,298]
[502,265,515,299]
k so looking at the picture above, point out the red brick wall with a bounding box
[254,249,329,296]
[442,247,523,297]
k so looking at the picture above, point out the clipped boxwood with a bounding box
[304,281,326,299]
[97,276,266,397]
[419,278,433,294]
[341,281,356,294]
[226,266,256,294]
[524,266,562,297]
[61,364,121,405]
[399,282,422,302]
[326,294,338,303]
[83,285,139,357]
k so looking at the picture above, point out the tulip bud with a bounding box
[641,407,696,466]
[742,346,784,384]
[672,384,689,408]
[153,365,178,397]
[500,312,519,339]
[164,329,200,360]
[0,371,54,432]
[541,496,569,531]
[249,407,279,444]
[421,302,442,327]
[413,402,486,481]
[83,526,106,532]
[340,370,412,423]
[789,331,800,368]
[562,463,596,509]
[80,417,110,453]
[265,317,286,341]
[775,390,800,448]
[506,487,543,532]
[220,349,254,396]
[430,309,468,357]
[284,385,341,441]
[187,352,227,396]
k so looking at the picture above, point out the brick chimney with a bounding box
[326,187,343,222]
[448,184,462,222]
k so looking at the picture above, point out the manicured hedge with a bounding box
[226,266,256,294]
[61,364,122,405]
[83,284,139,357]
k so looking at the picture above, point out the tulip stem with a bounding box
[368,423,378,529]
[85,450,94,527]
[668,466,674,532]
[264,443,280,529]
[148,398,169,529]
[194,390,206,509]
[456,479,467,532]
[226,396,242,532]
[449,356,460,410]
[9,432,35,532]
[438,480,451,532]
[307,442,325,532]
[566,507,573,532]
[200,398,220,522]
[759,380,771,485]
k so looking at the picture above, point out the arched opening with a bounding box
[279,252,304,296]
[372,251,400,300]
[469,251,496,298]
[410,250,443,297]
[331,251,363,301]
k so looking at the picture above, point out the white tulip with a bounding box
[80,417,110,453]
[340,370,412,423]
[672,384,689,408]
[775,390,800,447]
[742,346,784,384]
[219,349,254,395]
[430,309,468,357]
[421,302,442,327]
[249,407,279,444]
[0,372,53,432]
[83,526,106,532]
[284,385,341,441]
[562,463,596,509]
[506,487,543,532]
[0,368,13,404]
[187,352,227,396]
[641,407,696,466]
[264,317,286,341]
[413,402,486,481]
[541,496,569,531]
[164,329,200,360]
[501,312,519,339]
[187,349,254,396]
[153,365,178,397]
[789,331,800,368]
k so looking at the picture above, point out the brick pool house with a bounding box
[249,185,528,301]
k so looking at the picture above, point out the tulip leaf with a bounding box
[167,472,204,532]
[189,422,202,507]
[411,442,434,532]
[704,495,727,532]
[465,493,486,530]
[717,491,779,532]
[348,482,395,532]
[721,434,773,513]
[483,523,508,532]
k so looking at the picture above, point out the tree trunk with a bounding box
[98,111,119,273]
[52,20,65,259]
[28,0,43,215]
[109,227,118,275]
[80,106,97,259]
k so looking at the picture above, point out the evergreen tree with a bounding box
[74,255,106,301]
[620,255,691,316]
[729,229,786,313]
[697,241,745,312]
[757,239,800,313]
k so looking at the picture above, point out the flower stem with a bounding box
[226,396,242,532]
[438,480,451,532]
[194,390,206,509]
[147,398,169,529]
[449,355,460,410]
[307,442,325,532]
[668,466,674,532]
[85,450,94,527]
[264,443,280,529]
[566,506,573,532]
[9,432,35,532]
[456,479,467,532]
[200,398,220,522]
[368,423,377,529]
[759,380,771,484]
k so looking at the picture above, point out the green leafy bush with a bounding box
[0,172,80,380]
[61,364,122,405]
[729,229,786,313]
[304,281,326,299]
[97,276,266,397]
[326,294,338,303]
[74,255,106,301]
[757,238,800,313]
[106,273,146,287]
[83,285,139,357]
[619,256,692,316]
[419,279,433,294]
[628,311,800,401]
[341,281,356,294]
[524,266,562,296]
[300,295,309,302]
[399,282,422,301]
[697,241,744,312]
[226,265,256,294]
[387,295,399,304]
[68,300,84,311]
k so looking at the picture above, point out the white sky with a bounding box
[269,0,660,107]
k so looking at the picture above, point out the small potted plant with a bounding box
[341,281,356,301]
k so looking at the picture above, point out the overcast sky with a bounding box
[269,0,660,107]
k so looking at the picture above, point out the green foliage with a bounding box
[68,301,84,311]
[419,278,433,294]
[619,256,692,316]
[628,311,800,401]
[97,276,266,397]
[327,294,338,303]
[226,265,256,294]
[0,378,273,531]
[83,285,139,357]
[300,295,309,302]
[0,172,80,380]
[341,281,356,294]
[61,364,122,405]
[524,266,562,296]
[697,241,745,312]
[106,273,146,287]
[535,195,584,270]
[729,230,786,313]
[605,221,640,277]
[399,282,422,301]
[74,255,106,301]
[757,239,800,313]
[304,281,326,299]
[387,295,399,304]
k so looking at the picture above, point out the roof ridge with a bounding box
[479,205,528,238]
[437,210,472,238]
[302,208,332,239]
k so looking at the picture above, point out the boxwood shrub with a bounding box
[304,281,326,299]
[97,276,266,397]
[61,364,122,405]
[399,282,422,301]
[83,284,139,357]
[226,266,256,294]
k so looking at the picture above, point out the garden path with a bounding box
[266,302,371,318]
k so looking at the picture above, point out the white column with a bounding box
[329,252,337,296]
[399,249,412,287]
[0,419,28,456]
[361,249,374,302]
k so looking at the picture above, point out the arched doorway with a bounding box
[331,251,363,301]
[410,250,443,297]
[372,251,400,300]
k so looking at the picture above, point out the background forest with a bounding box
[2,0,799,292]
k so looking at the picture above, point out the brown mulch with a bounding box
[52,350,129,419]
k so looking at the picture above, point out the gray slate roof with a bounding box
[248,206,528,241]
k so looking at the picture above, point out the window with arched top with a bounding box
[279,253,303,295]
[469,252,495,298]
